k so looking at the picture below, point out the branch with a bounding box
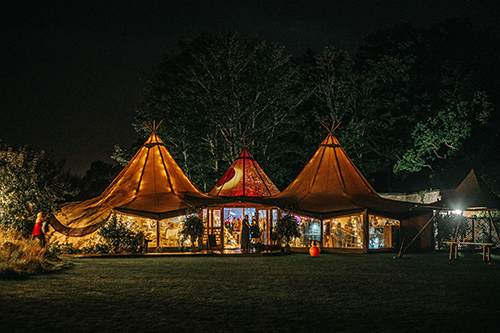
[432,149,447,160]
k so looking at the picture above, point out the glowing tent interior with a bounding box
[262,124,432,253]
[209,148,280,197]
[204,147,281,251]
[49,121,221,248]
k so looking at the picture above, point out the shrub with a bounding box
[48,242,81,255]
[0,144,78,236]
[275,213,301,251]
[92,215,144,254]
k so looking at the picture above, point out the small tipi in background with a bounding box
[439,169,500,211]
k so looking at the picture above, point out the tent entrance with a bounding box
[203,209,223,251]
[204,206,278,251]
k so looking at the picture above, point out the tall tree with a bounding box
[330,19,495,192]
[136,31,308,190]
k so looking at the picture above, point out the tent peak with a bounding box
[144,120,163,134]
[320,121,342,134]
[241,137,254,150]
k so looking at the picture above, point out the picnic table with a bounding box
[444,241,494,261]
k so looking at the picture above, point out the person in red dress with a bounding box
[32,212,48,247]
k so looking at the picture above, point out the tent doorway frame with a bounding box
[204,203,278,251]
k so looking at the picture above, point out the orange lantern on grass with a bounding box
[309,242,320,257]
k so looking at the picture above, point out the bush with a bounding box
[48,242,81,255]
[0,144,78,236]
[275,213,301,252]
[82,215,145,254]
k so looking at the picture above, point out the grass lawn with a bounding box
[1,251,500,332]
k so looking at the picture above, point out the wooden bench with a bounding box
[444,241,494,261]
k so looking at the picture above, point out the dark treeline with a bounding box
[3,19,499,233]
[113,18,499,195]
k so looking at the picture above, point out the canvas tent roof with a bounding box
[50,122,221,237]
[262,131,425,220]
[209,148,280,198]
[438,169,500,211]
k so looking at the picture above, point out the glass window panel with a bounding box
[285,215,322,247]
[213,209,221,227]
[244,208,256,221]
[258,210,267,244]
[369,215,399,249]
[272,209,278,227]
[160,215,183,247]
[322,215,364,249]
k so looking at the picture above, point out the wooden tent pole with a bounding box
[488,211,500,244]
[320,218,324,248]
[398,210,440,258]
[363,210,369,253]
[156,220,160,249]
[453,214,461,242]
[219,208,224,252]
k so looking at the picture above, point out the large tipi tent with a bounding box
[209,148,280,198]
[49,121,220,243]
[261,125,433,252]
[263,129,424,220]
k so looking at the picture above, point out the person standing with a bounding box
[250,219,261,253]
[335,222,344,248]
[32,212,48,247]
[233,216,241,243]
[241,215,250,253]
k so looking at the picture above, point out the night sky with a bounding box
[1,0,499,175]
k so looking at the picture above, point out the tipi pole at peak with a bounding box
[143,120,163,134]
[320,121,342,134]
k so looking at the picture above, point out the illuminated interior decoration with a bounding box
[224,227,238,249]
[322,214,365,249]
[49,121,220,247]
[209,148,280,197]
[368,214,399,249]
[286,215,322,248]
[205,205,277,251]
[129,215,185,247]
[205,147,279,251]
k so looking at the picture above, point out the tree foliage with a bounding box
[0,144,77,234]
[136,30,308,190]
[395,92,492,173]
[351,19,496,190]
[125,20,498,194]
[74,161,122,201]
